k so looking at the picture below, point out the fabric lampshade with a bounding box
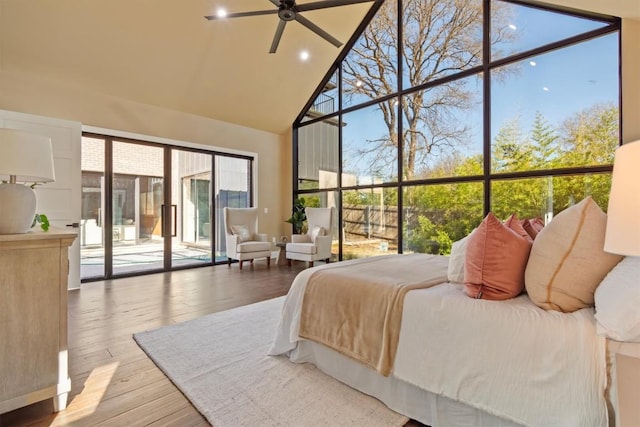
[0,128,55,183]
[604,140,640,256]
[0,128,55,234]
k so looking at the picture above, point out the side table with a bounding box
[275,241,288,266]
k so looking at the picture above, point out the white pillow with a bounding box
[594,256,640,342]
[447,232,472,283]
[231,224,252,243]
[310,225,325,242]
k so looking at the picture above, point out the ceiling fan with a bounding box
[205,0,375,54]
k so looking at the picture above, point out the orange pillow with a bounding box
[464,213,533,300]
[523,217,545,240]
[504,214,534,243]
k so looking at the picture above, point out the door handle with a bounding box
[66,222,80,228]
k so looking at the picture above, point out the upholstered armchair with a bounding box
[286,207,334,268]
[223,207,271,270]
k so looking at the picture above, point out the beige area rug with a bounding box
[133,297,409,427]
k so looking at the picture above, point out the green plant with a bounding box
[285,197,307,234]
[32,213,50,231]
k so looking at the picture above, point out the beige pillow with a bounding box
[524,197,624,313]
[309,225,325,242]
[230,224,252,242]
[447,233,472,283]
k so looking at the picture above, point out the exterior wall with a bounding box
[298,120,339,183]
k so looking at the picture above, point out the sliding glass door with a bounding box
[171,149,213,268]
[80,134,252,281]
[111,140,165,275]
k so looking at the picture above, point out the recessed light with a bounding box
[529,61,536,67]
[216,8,227,18]
[300,50,310,61]
[509,24,517,30]
[543,87,549,92]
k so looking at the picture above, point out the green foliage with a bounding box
[32,213,50,232]
[285,198,307,234]
[399,105,617,254]
[406,216,453,255]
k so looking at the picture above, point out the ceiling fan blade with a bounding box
[268,0,280,6]
[296,0,374,13]
[269,20,287,54]
[295,14,342,47]
[204,9,278,20]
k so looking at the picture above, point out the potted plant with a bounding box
[285,197,307,234]
[32,213,51,231]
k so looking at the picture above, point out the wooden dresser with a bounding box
[0,229,77,414]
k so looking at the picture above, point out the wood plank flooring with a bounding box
[0,260,305,427]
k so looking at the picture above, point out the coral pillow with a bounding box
[504,214,534,243]
[523,217,545,240]
[464,213,533,300]
[524,197,624,313]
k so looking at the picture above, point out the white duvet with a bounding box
[270,258,609,427]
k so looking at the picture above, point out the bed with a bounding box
[269,198,629,427]
[269,255,611,427]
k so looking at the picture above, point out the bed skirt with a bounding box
[287,340,523,427]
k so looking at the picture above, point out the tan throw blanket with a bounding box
[299,254,449,376]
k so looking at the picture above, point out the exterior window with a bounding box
[403,183,484,254]
[343,101,399,184]
[403,74,484,180]
[491,34,619,173]
[293,0,620,261]
[342,0,399,109]
[403,0,483,89]
[342,188,398,259]
[491,174,612,224]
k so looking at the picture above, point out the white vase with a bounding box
[0,183,37,234]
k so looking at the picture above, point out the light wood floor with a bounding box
[1,260,306,427]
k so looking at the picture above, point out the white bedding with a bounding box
[270,256,609,427]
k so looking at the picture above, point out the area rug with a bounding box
[133,297,409,426]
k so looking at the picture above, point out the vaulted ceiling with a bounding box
[0,0,638,135]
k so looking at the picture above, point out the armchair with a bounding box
[286,207,334,268]
[223,207,271,270]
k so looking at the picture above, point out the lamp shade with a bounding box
[604,140,640,256]
[0,128,55,183]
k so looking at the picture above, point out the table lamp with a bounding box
[604,140,640,256]
[0,128,56,234]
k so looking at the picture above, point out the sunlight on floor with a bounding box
[50,362,119,425]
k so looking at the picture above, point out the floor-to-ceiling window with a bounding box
[293,0,620,260]
[80,134,254,281]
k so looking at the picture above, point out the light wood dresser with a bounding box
[0,229,77,415]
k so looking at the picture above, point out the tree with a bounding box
[530,111,560,169]
[492,116,532,172]
[342,0,517,180]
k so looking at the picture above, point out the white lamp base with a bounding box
[0,183,37,234]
